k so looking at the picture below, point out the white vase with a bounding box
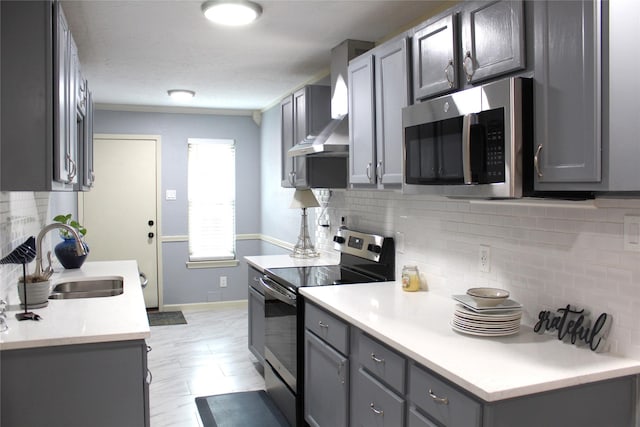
[17,279,51,308]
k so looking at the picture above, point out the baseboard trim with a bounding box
[162,299,248,312]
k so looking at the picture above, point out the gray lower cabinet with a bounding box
[304,330,349,427]
[304,303,349,427]
[1,339,150,427]
[304,298,639,427]
[248,266,265,366]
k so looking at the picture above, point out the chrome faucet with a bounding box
[33,223,87,278]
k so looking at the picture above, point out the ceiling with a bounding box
[61,0,452,112]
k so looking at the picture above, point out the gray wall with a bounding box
[93,109,262,304]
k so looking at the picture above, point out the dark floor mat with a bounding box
[195,390,289,427]
[147,310,187,326]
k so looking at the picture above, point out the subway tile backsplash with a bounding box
[0,192,52,307]
[313,190,640,360]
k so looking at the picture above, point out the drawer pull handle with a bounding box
[318,321,329,329]
[369,403,384,416]
[370,353,385,364]
[428,389,449,405]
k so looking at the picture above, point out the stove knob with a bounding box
[367,244,382,254]
[333,236,345,244]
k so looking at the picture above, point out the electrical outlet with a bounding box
[219,276,228,288]
[479,245,491,273]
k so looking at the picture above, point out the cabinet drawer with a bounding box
[357,332,406,393]
[408,407,438,427]
[352,368,404,427]
[409,363,481,427]
[305,303,349,354]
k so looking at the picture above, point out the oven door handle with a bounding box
[462,113,477,185]
[259,277,297,305]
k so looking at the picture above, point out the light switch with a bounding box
[166,189,177,201]
[623,215,640,252]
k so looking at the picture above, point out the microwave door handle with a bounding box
[462,113,475,184]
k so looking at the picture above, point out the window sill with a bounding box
[186,260,239,269]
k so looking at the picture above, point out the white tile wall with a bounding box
[313,189,640,360]
[0,192,53,307]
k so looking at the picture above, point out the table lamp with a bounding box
[290,189,320,258]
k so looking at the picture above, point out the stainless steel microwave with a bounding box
[402,77,532,198]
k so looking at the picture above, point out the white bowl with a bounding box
[466,287,509,307]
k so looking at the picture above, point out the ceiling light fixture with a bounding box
[167,89,196,101]
[201,0,262,26]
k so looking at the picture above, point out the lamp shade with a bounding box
[290,189,320,209]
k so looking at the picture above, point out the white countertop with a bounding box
[0,260,150,351]
[245,254,339,272]
[300,282,640,402]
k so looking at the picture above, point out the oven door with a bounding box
[261,276,297,393]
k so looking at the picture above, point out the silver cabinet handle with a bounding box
[288,171,295,186]
[370,353,385,364]
[318,321,329,329]
[463,51,474,82]
[534,144,543,177]
[139,272,148,288]
[376,161,383,183]
[66,155,77,182]
[365,162,372,183]
[337,361,345,384]
[428,389,449,405]
[444,59,455,88]
[369,403,384,416]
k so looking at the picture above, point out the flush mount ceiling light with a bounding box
[201,0,262,26]
[167,89,195,101]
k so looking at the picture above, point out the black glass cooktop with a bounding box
[265,265,382,292]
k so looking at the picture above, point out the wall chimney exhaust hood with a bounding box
[288,40,373,158]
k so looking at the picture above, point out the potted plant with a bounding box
[52,214,89,269]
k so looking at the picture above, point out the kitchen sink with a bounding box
[48,277,124,299]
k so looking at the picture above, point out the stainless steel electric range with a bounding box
[259,229,395,426]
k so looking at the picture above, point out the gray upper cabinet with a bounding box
[280,85,340,189]
[349,36,409,188]
[348,54,376,185]
[460,1,526,84]
[412,13,458,101]
[1,0,89,191]
[532,0,601,190]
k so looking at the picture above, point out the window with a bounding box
[187,138,235,262]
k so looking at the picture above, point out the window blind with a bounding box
[187,138,236,261]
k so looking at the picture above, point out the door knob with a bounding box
[148,232,154,238]
[148,220,154,226]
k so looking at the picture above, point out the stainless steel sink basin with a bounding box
[48,277,124,299]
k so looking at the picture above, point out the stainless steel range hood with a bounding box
[288,40,373,158]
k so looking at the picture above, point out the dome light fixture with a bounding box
[167,89,196,101]
[201,0,262,26]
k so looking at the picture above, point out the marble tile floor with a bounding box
[147,304,265,427]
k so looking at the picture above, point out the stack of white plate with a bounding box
[451,294,522,337]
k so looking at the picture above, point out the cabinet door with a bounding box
[348,54,376,185]
[304,330,348,427]
[292,88,309,187]
[80,90,95,190]
[280,94,295,187]
[53,4,78,186]
[375,37,410,186]
[412,13,458,101]
[533,0,601,188]
[460,0,525,84]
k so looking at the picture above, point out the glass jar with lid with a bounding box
[401,265,420,292]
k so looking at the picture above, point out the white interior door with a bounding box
[80,136,160,308]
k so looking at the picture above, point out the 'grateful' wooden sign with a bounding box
[533,305,612,353]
